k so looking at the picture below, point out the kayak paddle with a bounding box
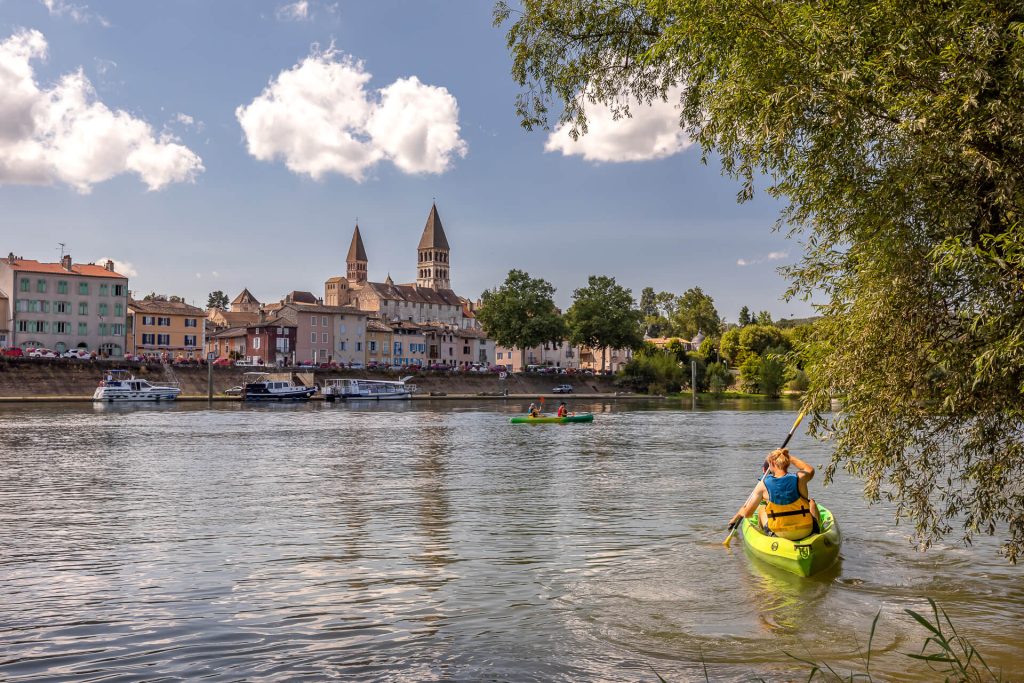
[722,408,808,547]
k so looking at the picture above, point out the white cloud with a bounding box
[276,1,310,21]
[95,257,137,278]
[0,29,204,193]
[737,251,789,267]
[40,0,108,26]
[211,271,220,279]
[236,47,466,181]
[545,89,690,162]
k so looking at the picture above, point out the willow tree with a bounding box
[496,0,1024,560]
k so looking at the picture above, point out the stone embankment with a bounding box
[0,358,627,399]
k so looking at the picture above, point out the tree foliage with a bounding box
[639,286,676,337]
[566,275,644,370]
[738,306,751,327]
[207,290,229,309]
[478,270,566,365]
[496,0,1024,558]
[670,286,722,339]
[619,350,683,395]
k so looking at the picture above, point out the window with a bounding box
[311,332,317,343]
[157,334,170,345]
[78,323,88,335]
[111,324,125,336]
[19,278,29,292]
[394,341,402,355]
[185,318,197,328]
[310,316,317,326]
[370,341,377,352]
[356,342,362,351]
[114,304,123,317]
[40,301,49,313]
[113,284,125,296]
[55,301,71,314]
[253,336,261,350]
[339,323,346,333]
[497,352,503,360]
[54,322,70,335]
[322,332,328,343]
[184,335,197,347]
[27,300,40,313]
[98,303,109,317]
[78,282,89,295]
[99,284,109,297]
[79,302,88,315]
[15,300,27,312]
[463,346,470,354]
[37,279,46,293]
[339,341,346,351]
[98,323,108,336]
[57,280,68,294]
[141,315,155,325]
[142,334,155,345]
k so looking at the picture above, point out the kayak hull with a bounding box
[509,413,594,424]
[739,504,841,577]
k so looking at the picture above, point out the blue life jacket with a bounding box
[764,472,803,505]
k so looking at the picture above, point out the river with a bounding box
[0,401,1020,681]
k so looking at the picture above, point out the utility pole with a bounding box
[207,351,215,402]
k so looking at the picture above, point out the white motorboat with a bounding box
[93,370,181,402]
[322,376,416,401]
[241,372,317,401]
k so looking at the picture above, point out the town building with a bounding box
[265,296,369,365]
[208,327,247,360]
[0,253,129,356]
[495,341,581,372]
[207,288,262,331]
[128,298,206,359]
[364,318,393,367]
[321,204,492,367]
[245,316,297,366]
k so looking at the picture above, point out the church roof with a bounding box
[417,203,450,251]
[347,224,368,262]
[231,288,260,306]
[363,280,463,307]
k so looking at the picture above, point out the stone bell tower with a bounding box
[416,203,450,290]
[346,224,368,283]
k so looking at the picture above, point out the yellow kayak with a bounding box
[739,504,841,577]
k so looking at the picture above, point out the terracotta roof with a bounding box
[218,311,260,327]
[366,319,392,332]
[279,301,367,316]
[325,276,346,283]
[417,203,450,251]
[347,225,368,262]
[210,326,247,339]
[231,288,260,306]
[129,298,205,316]
[249,317,294,329]
[284,291,318,304]
[7,258,126,279]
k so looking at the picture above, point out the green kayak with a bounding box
[509,413,594,424]
[739,504,841,577]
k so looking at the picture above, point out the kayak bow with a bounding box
[738,504,841,577]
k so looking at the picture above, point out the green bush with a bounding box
[619,351,683,394]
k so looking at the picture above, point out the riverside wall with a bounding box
[0,358,624,399]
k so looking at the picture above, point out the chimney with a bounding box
[104,259,114,272]
[62,254,73,271]
[7,252,15,265]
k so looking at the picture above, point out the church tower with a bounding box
[346,224,368,283]
[416,203,451,290]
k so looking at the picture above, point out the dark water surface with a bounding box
[0,400,1020,681]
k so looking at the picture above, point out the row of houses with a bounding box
[1,204,639,371]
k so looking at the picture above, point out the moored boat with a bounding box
[241,372,316,401]
[322,376,416,402]
[738,503,841,577]
[92,370,181,402]
[509,413,594,424]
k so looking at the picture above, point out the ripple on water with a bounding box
[0,401,1021,682]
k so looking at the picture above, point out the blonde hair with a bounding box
[767,448,791,471]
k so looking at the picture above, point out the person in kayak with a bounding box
[557,402,568,418]
[527,402,541,418]
[729,448,821,540]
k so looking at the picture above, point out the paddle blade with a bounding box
[722,525,738,547]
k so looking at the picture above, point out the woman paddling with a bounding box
[729,448,821,540]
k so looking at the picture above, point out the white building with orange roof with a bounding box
[0,252,129,356]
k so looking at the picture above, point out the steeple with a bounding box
[346,224,368,283]
[416,203,451,290]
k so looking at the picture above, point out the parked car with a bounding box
[28,348,59,358]
[552,384,573,394]
[234,359,264,367]
[223,385,242,396]
[61,349,92,360]
[212,357,232,367]
[1,347,24,357]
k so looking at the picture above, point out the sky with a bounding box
[0,0,816,323]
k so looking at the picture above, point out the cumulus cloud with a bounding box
[236,47,467,181]
[40,0,108,26]
[545,89,691,162]
[0,29,204,193]
[737,251,789,267]
[95,257,137,277]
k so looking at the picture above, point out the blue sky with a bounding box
[0,0,814,323]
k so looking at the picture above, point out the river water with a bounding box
[0,401,1020,681]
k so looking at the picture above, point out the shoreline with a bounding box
[0,393,664,403]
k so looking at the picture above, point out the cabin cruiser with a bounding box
[322,376,416,401]
[93,370,181,402]
[241,372,317,401]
